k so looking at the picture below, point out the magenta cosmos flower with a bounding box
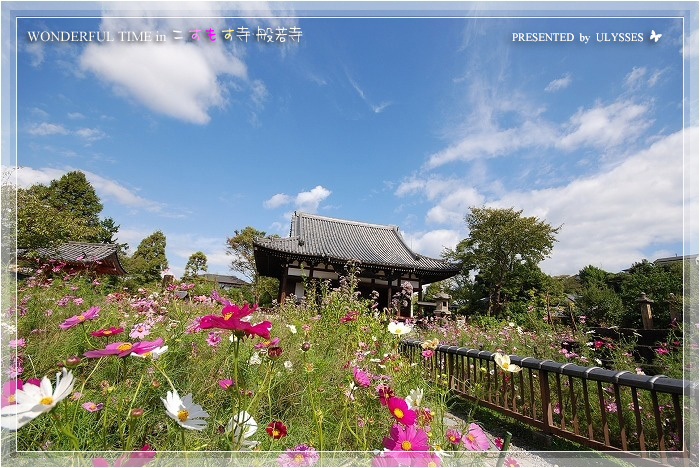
[91,327,124,338]
[277,444,320,467]
[382,424,429,451]
[198,304,271,340]
[92,444,155,467]
[254,337,280,349]
[84,338,164,358]
[353,367,371,388]
[387,397,417,426]
[82,402,104,412]
[377,385,394,406]
[445,428,462,445]
[60,306,99,329]
[462,423,489,451]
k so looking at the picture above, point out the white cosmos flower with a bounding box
[387,321,412,336]
[494,353,522,373]
[131,345,169,360]
[287,324,297,334]
[1,368,74,430]
[249,352,262,365]
[226,411,259,449]
[405,388,424,409]
[161,390,209,431]
[284,360,293,370]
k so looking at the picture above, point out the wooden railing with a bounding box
[400,339,697,463]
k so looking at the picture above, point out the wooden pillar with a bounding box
[636,292,654,330]
[279,265,288,305]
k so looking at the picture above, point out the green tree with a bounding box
[447,206,560,317]
[126,231,168,285]
[182,251,208,280]
[578,265,611,289]
[45,171,103,227]
[618,260,683,328]
[577,285,625,327]
[225,227,279,305]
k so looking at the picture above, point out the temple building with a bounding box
[253,212,460,316]
[17,242,127,275]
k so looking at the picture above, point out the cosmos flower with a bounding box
[84,338,164,358]
[387,322,412,336]
[494,353,521,373]
[59,307,99,330]
[377,385,394,406]
[161,390,208,431]
[277,444,320,466]
[405,388,424,410]
[92,444,155,467]
[445,428,462,445]
[129,323,151,340]
[199,304,271,340]
[353,368,371,388]
[227,411,259,450]
[91,327,124,338]
[130,345,168,360]
[82,402,104,412]
[504,457,520,467]
[462,423,489,451]
[387,397,416,426]
[0,368,74,430]
[382,424,429,451]
[266,420,288,439]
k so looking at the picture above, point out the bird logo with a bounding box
[650,30,662,42]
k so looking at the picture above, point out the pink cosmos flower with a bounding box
[277,444,320,467]
[446,428,462,445]
[73,298,84,305]
[129,323,151,340]
[206,332,222,347]
[1,379,38,407]
[421,350,434,360]
[382,424,429,451]
[84,338,164,358]
[91,327,124,338]
[504,457,520,467]
[198,304,272,340]
[553,403,561,415]
[218,379,234,390]
[254,337,280,349]
[353,368,371,388]
[60,307,100,329]
[82,402,104,412]
[387,397,417,426]
[462,423,489,451]
[92,444,155,467]
[494,437,504,450]
[9,339,25,349]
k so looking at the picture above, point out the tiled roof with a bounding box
[200,273,249,286]
[18,242,126,275]
[254,212,460,275]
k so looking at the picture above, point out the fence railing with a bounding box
[400,339,697,462]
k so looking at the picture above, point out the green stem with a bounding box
[71,357,104,431]
[120,373,144,448]
[495,431,513,467]
[81,324,94,348]
[153,361,176,392]
[52,410,80,451]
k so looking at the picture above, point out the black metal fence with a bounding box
[400,339,697,463]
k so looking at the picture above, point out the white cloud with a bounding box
[648,69,664,87]
[295,186,331,213]
[347,73,392,114]
[401,229,461,258]
[251,80,269,108]
[79,13,248,125]
[67,112,85,119]
[27,122,68,136]
[557,100,650,151]
[24,40,44,67]
[263,193,292,209]
[544,73,571,92]
[425,187,484,225]
[264,185,332,214]
[75,127,107,141]
[683,28,698,58]
[624,66,646,87]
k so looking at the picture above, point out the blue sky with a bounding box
[8,1,699,279]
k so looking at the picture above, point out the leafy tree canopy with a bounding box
[125,231,168,285]
[183,251,208,280]
[447,206,560,317]
[225,227,279,305]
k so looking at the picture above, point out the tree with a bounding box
[447,207,560,317]
[618,260,683,328]
[45,171,103,227]
[126,231,168,285]
[182,251,208,280]
[225,227,279,305]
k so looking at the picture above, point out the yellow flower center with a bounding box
[467,434,475,442]
[8,395,16,404]
[401,441,412,451]
[40,396,54,405]
[449,435,457,442]
[393,408,404,419]
[294,455,304,463]
[117,343,132,352]
[104,330,112,335]
[428,462,437,467]
[88,404,96,411]
[177,410,189,422]
[77,315,85,322]
[501,363,510,370]
[223,313,232,320]
[143,352,152,358]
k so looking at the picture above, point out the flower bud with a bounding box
[65,356,81,367]
[151,380,161,389]
[268,347,283,359]
[130,408,144,418]
[301,342,311,352]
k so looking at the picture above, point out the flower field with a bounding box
[1,262,688,466]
